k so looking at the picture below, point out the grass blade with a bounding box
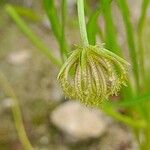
[0,71,33,150]
[138,0,150,33]
[101,0,121,55]
[44,0,68,61]
[87,0,112,45]
[137,0,150,87]
[87,6,101,45]
[60,0,69,60]
[12,5,40,22]
[44,0,61,42]
[101,104,146,128]
[105,93,150,108]
[117,0,140,91]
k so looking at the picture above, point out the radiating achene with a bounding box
[57,45,130,106]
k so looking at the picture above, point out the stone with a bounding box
[50,101,109,141]
[99,124,138,150]
[7,50,31,65]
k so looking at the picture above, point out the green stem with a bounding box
[77,0,89,46]
[87,6,101,45]
[141,126,150,150]
[5,4,61,67]
[101,0,121,55]
[117,0,140,92]
[0,72,33,150]
[138,0,150,35]
[137,0,150,89]
[61,0,68,60]
[44,0,69,61]
[102,105,146,129]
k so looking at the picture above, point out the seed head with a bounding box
[57,45,130,106]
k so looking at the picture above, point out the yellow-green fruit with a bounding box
[57,45,130,106]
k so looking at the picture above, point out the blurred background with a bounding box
[0,0,150,150]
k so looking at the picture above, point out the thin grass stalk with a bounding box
[87,0,112,45]
[44,0,68,61]
[101,105,146,129]
[87,6,101,45]
[61,0,69,60]
[105,93,150,108]
[138,1,150,145]
[0,72,33,150]
[101,1,121,55]
[116,0,140,92]
[137,0,150,89]
[44,0,61,42]
[12,6,40,22]
[77,0,89,46]
[141,127,150,150]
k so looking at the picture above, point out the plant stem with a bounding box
[107,93,150,108]
[141,126,150,150]
[101,0,121,55]
[0,72,33,150]
[117,0,140,92]
[44,0,69,61]
[77,0,89,46]
[137,0,150,89]
[87,6,101,45]
[102,105,146,129]
[61,0,69,60]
